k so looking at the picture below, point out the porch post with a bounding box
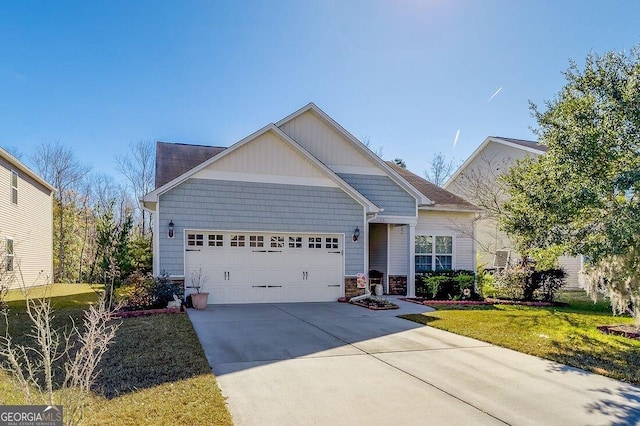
[407,224,416,297]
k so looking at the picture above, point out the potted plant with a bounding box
[188,268,210,310]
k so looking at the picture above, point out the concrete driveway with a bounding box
[188,298,640,426]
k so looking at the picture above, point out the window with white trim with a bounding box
[249,235,264,248]
[6,238,14,272]
[308,237,322,249]
[208,234,223,247]
[270,235,284,248]
[325,237,339,249]
[11,170,18,204]
[187,234,204,246]
[288,236,302,248]
[230,235,245,247]
[415,235,453,272]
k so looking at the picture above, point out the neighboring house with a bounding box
[0,147,55,289]
[141,103,478,304]
[444,136,583,287]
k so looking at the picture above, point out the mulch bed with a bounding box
[597,324,640,340]
[350,298,399,311]
[117,306,183,318]
[401,297,565,307]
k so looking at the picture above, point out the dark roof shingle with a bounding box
[155,142,226,188]
[386,162,478,210]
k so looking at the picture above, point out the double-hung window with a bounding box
[11,170,18,204]
[6,238,14,272]
[415,235,453,271]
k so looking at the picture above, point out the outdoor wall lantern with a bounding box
[168,220,175,239]
[352,226,360,242]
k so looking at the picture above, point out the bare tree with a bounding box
[362,135,384,158]
[116,141,155,236]
[424,152,456,187]
[31,142,91,281]
[1,145,23,160]
[446,152,514,260]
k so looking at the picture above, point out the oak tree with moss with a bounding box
[501,46,640,324]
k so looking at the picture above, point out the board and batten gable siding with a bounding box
[368,224,387,274]
[338,174,416,217]
[194,130,333,183]
[278,110,381,172]
[158,178,365,276]
[0,156,53,288]
[388,211,475,275]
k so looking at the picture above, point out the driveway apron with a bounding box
[188,299,640,426]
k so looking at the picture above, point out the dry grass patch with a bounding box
[0,285,232,425]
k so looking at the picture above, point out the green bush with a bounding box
[477,271,497,298]
[116,271,183,310]
[493,267,566,301]
[416,270,478,300]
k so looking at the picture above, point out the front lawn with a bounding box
[0,284,232,425]
[400,290,640,384]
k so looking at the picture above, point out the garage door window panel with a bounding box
[289,236,302,248]
[188,234,204,246]
[208,234,224,247]
[309,237,322,249]
[249,235,264,248]
[270,236,284,248]
[325,237,339,249]
[231,235,245,247]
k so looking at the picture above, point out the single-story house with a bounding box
[444,136,583,287]
[141,103,478,304]
[0,146,55,289]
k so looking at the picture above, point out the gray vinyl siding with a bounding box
[338,174,416,217]
[158,178,365,275]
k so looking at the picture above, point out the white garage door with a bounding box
[184,231,344,303]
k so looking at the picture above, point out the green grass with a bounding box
[0,284,232,425]
[400,290,640,384]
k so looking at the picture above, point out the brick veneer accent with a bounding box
[345,277,365,298]
[388,275,407,296]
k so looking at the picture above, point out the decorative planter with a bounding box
[191,292,210,310]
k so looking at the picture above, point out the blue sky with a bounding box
[2,0,639,179]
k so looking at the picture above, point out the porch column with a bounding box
[407,223,416,297]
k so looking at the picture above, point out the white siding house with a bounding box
[0,147,55,289]
[445,136,582,287]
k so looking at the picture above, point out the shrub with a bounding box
[493,267,529,300]
[477,271,497,298]
[493,267,566,301]
[116,271,183,310]
[532,268,566,302]
[416,270,477,300]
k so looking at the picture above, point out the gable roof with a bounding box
[143,124,380,213]
[0,146,55,193]
[276,103,432,206]
[443,136,546,189]
[386,162,478,212]
[155,141,226,188]
[493,137,548,152]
